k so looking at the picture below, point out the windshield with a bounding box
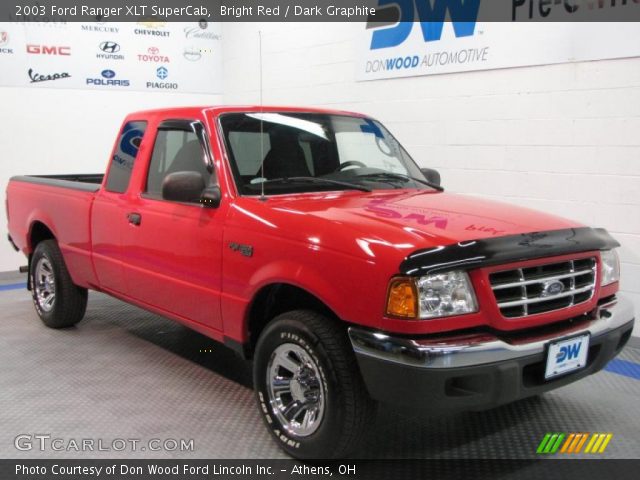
[219,112,432,195]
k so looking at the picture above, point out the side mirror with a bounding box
[420,167,441,187]
[200,185,222,208]
[162,171,206,203]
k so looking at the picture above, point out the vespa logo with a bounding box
[99,41,120,53]
[370,0,481,50]
[541,280,564,298]
[556,342,582,363]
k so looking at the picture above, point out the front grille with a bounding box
[489,257,597,318]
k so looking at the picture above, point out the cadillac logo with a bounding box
[541,280,565,298]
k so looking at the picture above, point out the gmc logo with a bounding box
[26,45,71,56]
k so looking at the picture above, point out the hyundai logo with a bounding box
[541,280,565,298]
[101,69,116,79]
[99,41,120,53]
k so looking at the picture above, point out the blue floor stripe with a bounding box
[0,282,26,292]
[604,359,640,381]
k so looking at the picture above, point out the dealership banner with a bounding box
[358,0,640,81]
[0,21,222,94]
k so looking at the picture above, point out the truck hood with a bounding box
[233,189,583,261]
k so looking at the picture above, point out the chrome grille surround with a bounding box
[489,257,597,318]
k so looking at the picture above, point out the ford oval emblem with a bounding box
[541,280,564,297]
[101,69,116,79]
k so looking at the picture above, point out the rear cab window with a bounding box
[105,121,148,193]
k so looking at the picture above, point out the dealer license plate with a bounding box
[544,333,590,380]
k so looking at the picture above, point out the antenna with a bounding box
[258,30,266,202]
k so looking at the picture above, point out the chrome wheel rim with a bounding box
[34,257,56,312]
[266,343,325,437]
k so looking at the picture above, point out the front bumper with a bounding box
[349,296,635,412]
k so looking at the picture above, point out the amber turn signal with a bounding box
[386,277,418,319]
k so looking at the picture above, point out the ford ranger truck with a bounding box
[6,107,635,459]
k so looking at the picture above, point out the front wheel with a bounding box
[253,310,375,459]
[30,239,88,328]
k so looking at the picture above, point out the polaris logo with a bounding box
[86,69,130,87]
[369,0,481,50]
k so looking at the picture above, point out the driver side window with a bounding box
[146,128,210,200]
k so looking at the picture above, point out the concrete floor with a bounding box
[1,272,639,460]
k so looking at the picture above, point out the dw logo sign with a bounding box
[370,0,482,49]
[557,342,582,363]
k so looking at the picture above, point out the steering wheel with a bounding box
[337,160,367,171]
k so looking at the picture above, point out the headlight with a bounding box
[386,271,478,319]
[600,249,620,286]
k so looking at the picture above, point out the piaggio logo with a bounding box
[156,66,168,80]
[369,0,481,49]
[537,433,613,455]
[26,45,71,56]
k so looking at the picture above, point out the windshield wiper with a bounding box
[356,172,444,191]
[254,176,372,193]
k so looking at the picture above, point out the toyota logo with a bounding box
[148,46,159,55]
[541,280,565,298]
[99,41,120,53]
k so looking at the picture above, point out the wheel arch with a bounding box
[244,283,341,359]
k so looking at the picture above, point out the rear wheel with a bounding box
[30,240,87,328]
[253,310,375,459]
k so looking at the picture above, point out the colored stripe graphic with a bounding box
[539,433,613,455]
[537,433,565,454]
[0,282,26,292]
[605,359,640,381]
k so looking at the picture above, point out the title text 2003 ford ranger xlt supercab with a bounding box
[6,107,635,459]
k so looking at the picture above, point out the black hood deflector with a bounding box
[400,227,619,276]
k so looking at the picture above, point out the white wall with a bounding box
[0,87,222,271]
[222,22,640,335]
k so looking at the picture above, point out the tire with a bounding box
[30,239,88,328]
[254,310,375,459]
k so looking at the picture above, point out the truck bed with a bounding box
[10,174,104,192]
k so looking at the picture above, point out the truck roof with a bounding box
[124,105,369,120]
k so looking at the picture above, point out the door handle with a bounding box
[127,212,142,226]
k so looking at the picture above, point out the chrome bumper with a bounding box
[349,296,635,369]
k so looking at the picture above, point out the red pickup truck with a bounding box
[6,106,635,459]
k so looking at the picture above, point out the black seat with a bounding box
[260,131,310,179]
